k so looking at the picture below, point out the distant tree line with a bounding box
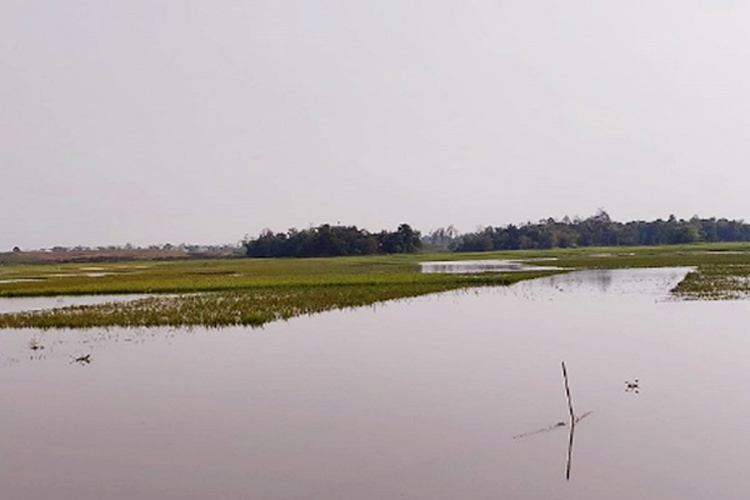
[39,243,241,255]
[449,211,750,252]
[243,224,422,258]
[421,225,460,251]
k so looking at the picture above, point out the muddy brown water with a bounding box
[2,268,750,499]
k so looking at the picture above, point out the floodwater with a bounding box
[2,268,750,499]
[0,294,149,314]
[420,259,560,273]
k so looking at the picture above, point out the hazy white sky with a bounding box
[2,1,750,249]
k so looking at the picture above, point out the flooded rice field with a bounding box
[2,268,750,499]
[0,294,149,314]
[420,259,561,273]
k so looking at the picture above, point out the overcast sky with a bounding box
[2,1,750,249]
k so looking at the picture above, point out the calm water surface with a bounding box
[0,294,149,314]
[420,259,560,273]
[2,268,750,499]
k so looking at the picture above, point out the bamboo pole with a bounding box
[562,361,576,481]
[566,420,575,481]
[561,361,575,422]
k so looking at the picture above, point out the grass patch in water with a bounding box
[672,264,750,299]
[0,272,554,329]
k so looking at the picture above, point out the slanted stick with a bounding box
[561,361,575,422]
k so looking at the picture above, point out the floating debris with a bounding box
[513,420,568,440]
[72,353,91,365]
[625,379,640,394]
[28,338,44,351]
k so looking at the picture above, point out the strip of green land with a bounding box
[1,243,749,328]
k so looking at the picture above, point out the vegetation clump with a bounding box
[0,272,553,329]
[672,264,750,300]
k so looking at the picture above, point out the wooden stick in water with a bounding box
[561,361,575,422]
[566,419,575,481]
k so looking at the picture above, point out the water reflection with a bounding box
[566,419,576,481]
[513,362,594,482]
[26,336,47,362]
[420,259,561,273]
[545,269,614,292]
[6,267,749,500]
[512,410,593,481]
[0,294,149,314]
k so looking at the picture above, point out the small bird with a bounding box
[72,354,91,365]
[625,379,640,393]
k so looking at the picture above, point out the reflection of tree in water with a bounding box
[553,270,613,293]
[590,270,614,292]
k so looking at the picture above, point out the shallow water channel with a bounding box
[420,259,560,273]
[2,268,750,499]
[0,294,150,314]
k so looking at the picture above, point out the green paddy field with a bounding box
[1,243,749,328]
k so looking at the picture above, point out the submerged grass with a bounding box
[0,272,554,329]
[3,243,750,328]
[672,264,750,299]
